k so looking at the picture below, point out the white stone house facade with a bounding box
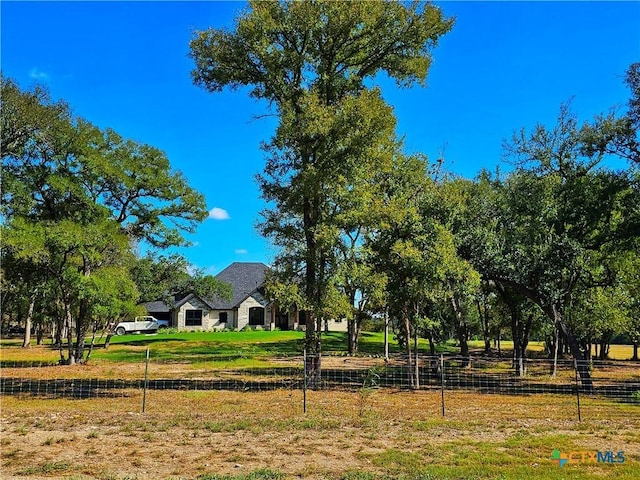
[145,262,347,332]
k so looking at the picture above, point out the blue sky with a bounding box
[2,1,639,274]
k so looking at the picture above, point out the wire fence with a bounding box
[1,353,638,419]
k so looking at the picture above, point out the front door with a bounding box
[275,309,289,330]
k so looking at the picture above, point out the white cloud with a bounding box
[29,67,50,81]
[186,264,198,276]
[235,249,248,255]
[208,207,230,220]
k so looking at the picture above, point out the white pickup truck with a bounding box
[113,316,169,335]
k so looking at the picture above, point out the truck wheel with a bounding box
[116,327,126,336]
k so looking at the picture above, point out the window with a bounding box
[249,307,264,326]
[298,311,307,326]
[219,312,228,323]
[185,309,202,327]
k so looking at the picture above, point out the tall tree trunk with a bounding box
[514,313,533,377]
[496,284,532,376]
[63,296,75,365]
[74,258,93,363]
[347,293,361,355]
[85,321,100,363]
[476,295,491,354]
[304,312,322,388]
[598,331,612,361]
[551,325,559,377]
[348,319,355,355]
[403,309,415,388]
[0,313,8,336]
[509,305,524,376]
[21,293,36,348]
[550,305,592,389]
[414,331,420,389]
[75,298,90,363]
[303,194,322,388]
[427,330,436,355]
[355,314,363,354]
[54,301,63,347]
[512,334,523,377]
[383,309,389,361]
[36,321,44,345]
[450,290,469,366]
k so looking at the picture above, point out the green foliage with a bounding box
[264,271,309,314]
[131,254,231,305]
[367,153,479,367]
[457,99,640,381]
[190,1,453,99]
[1,76,208,362]
[190,0,454,360]
[580,62,639,166]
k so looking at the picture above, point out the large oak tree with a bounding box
[190,0,453,383]
[1,76,208,363]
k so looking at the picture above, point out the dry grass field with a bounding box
[2,336,638,479]
[1,388,639,480]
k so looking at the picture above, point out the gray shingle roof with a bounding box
[212,262,269,309]
[145,300,171,313]
[142,263,269,313]
[144,293,192,313]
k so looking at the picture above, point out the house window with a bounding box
[298,311,307,326]
[249,307,264,326]
[219,312,228,323]
[185,309,203,326]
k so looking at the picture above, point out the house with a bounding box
[144,262,347,332]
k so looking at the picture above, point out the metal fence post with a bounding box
[574,359,581,422]
[303,348,307,414]
[142,347,150,413]
[440,354,446,417]
[415,349,420,389]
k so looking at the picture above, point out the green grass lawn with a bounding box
[1,330,376,366]
[102,329,459,355]
[95,329,474,365]
[81,330,438,365]
[1,330,636,365]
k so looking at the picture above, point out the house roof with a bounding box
[142,262,270,313]
[143,293,191,313]
[212,262,269,309]
[145,299,171,313]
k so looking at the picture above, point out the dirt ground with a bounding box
[1,388,639,480]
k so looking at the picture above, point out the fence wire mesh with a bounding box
[1,353,638,419]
